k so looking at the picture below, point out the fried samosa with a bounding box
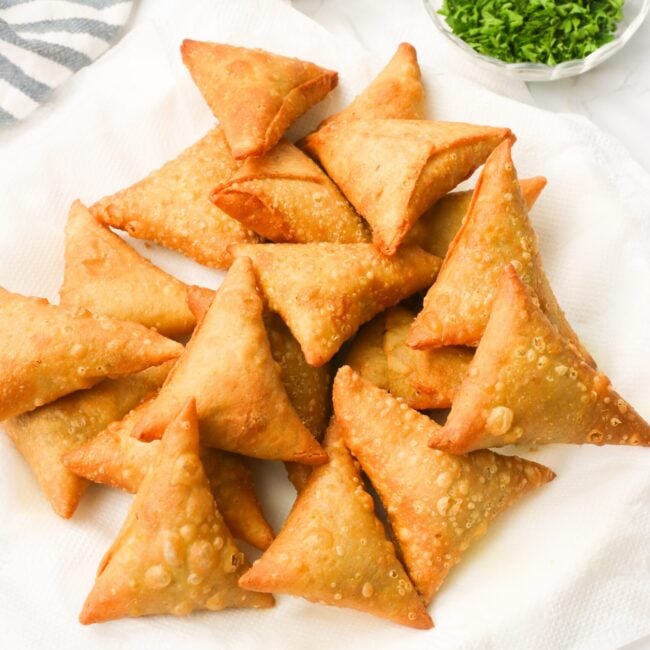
[60,201,200,338]
[230,243,440,366]
[92,127,257,269]
[408,140,592,365]
[79,399,274,624]
[303,119,513,255]
[211,140,369,244]
[333,366,555,603]
[0,287,182,420]
[239,419,433,629]
[430,265,650,453]
[181,40,337,159]
[133,258,326,465]
[4,363,170,518]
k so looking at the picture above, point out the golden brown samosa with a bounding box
[133,258,326,465]
[344,315,389,390]
[303,118,513,255]
[333,366,555,604]
[79,399,274,624]
[239,419,433,629]
[430,265,650,453]
[92,127,258,269]
[4,364,170,518]
[408,141,591,365]
[185,286,331,491]
[62,402,274,551]
[230,243,440,366]
[181,40,337,159]
[319,42,425,127]
[211,140,369,244]
[384,306,473,409]
[0,287,182,421]
[405,176,547,258]
[185,285,331,442]
[266,312,331,491]
[60,201,200,338]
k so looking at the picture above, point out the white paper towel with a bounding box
[0,1,648,649]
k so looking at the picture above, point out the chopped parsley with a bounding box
[439,0,625,65]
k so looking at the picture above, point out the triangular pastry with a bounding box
[181,40,337,159]
[239,419,433,629]
[0,287,182,420]
[333,366,555,603]
[265,312,331,491]
[201,450,275,551]
[430,265,650,453]
[186,286,331,440]
[185,286,331,491]
[344,315,389,390]
[79,399,274,624]
[318,42,425,127]
[230,243,441,366]
[63,402,274,551]
[384,306,473,410]
[60,201,200,338]
[132,258,326,465]
[91,126,258,269]
[303,118,513,255]
[4,363,171,518]
[210,139,369,244]
[408,140,592,365]
[406,176,547,258]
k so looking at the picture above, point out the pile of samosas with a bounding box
[2,40,648,630]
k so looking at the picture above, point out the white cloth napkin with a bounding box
[0,1,648,648]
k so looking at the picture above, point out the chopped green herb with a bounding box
[439,0,625,65]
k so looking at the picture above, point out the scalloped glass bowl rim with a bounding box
[423,0,650,81]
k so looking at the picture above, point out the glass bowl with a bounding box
[423,0,650,81]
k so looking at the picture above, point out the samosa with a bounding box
[4,363,171,518]
[430,265,650,453]
[181,40,337,159]
[408,140,592,365]
[318,42,425,127]
[239,419,433,629]
[333,366,555,604]
[0,287,182,421]
[383,306,473,410]
[185,286,331,491]
[79,399,274,624]
[406,176,547,258]
[92,126,258,269]
[211,140,369,244]
[303,118,513,255]
[60,201,200,338]
[344,315,389,390]
[132,258,326,465]
[230,243,440,366]
[63,401,274,551]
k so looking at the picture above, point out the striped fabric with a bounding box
[0,0,133,126]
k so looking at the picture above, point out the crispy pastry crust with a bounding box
[181,40,337,159]
[334,366,555,603]
[239,418,433,630]
[432,265,650,452]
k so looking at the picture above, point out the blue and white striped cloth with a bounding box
[0,0,133,126]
